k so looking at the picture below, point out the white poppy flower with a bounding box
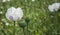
[6,7,23,21]
[2,0,10,2]
[48,3,60,12]
[2,0,6,2]
[48,5,55,12]
[0,11,3,14]
[32,0,35,2]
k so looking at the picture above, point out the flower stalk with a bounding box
[13,21,15,35]
[23,27,26,35]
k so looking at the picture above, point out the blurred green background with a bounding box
[0,0,60,35]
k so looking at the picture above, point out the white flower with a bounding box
[5,22,9,26]
[48,5,54,12]
[6,7,23,21]
[2,0,6,2]
[2,0,10,2]
[48,3,60,12]
[0,11,3,14]
[32,0,35,2]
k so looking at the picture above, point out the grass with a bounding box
[0,0,60,35]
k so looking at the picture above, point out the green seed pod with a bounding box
[18,21,27,28]
[25,17,30,23]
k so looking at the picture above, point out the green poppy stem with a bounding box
[2,21,6,35]
[23,27,26,35]
[13,21,15,35]
[3,24,6,35]
[27,23,28,35]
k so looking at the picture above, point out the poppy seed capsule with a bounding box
[25,18,30,23]
[18,22,27,28]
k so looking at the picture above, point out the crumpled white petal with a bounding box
[48,5,54,12]
[6,7,23,21]
[32,0,35,2]
[48,3,60,12]
[0,11,3,14]
[2,0,10,2]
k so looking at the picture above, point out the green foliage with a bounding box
[0,0,60,35]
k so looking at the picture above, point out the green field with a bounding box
[0,0,60,35]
